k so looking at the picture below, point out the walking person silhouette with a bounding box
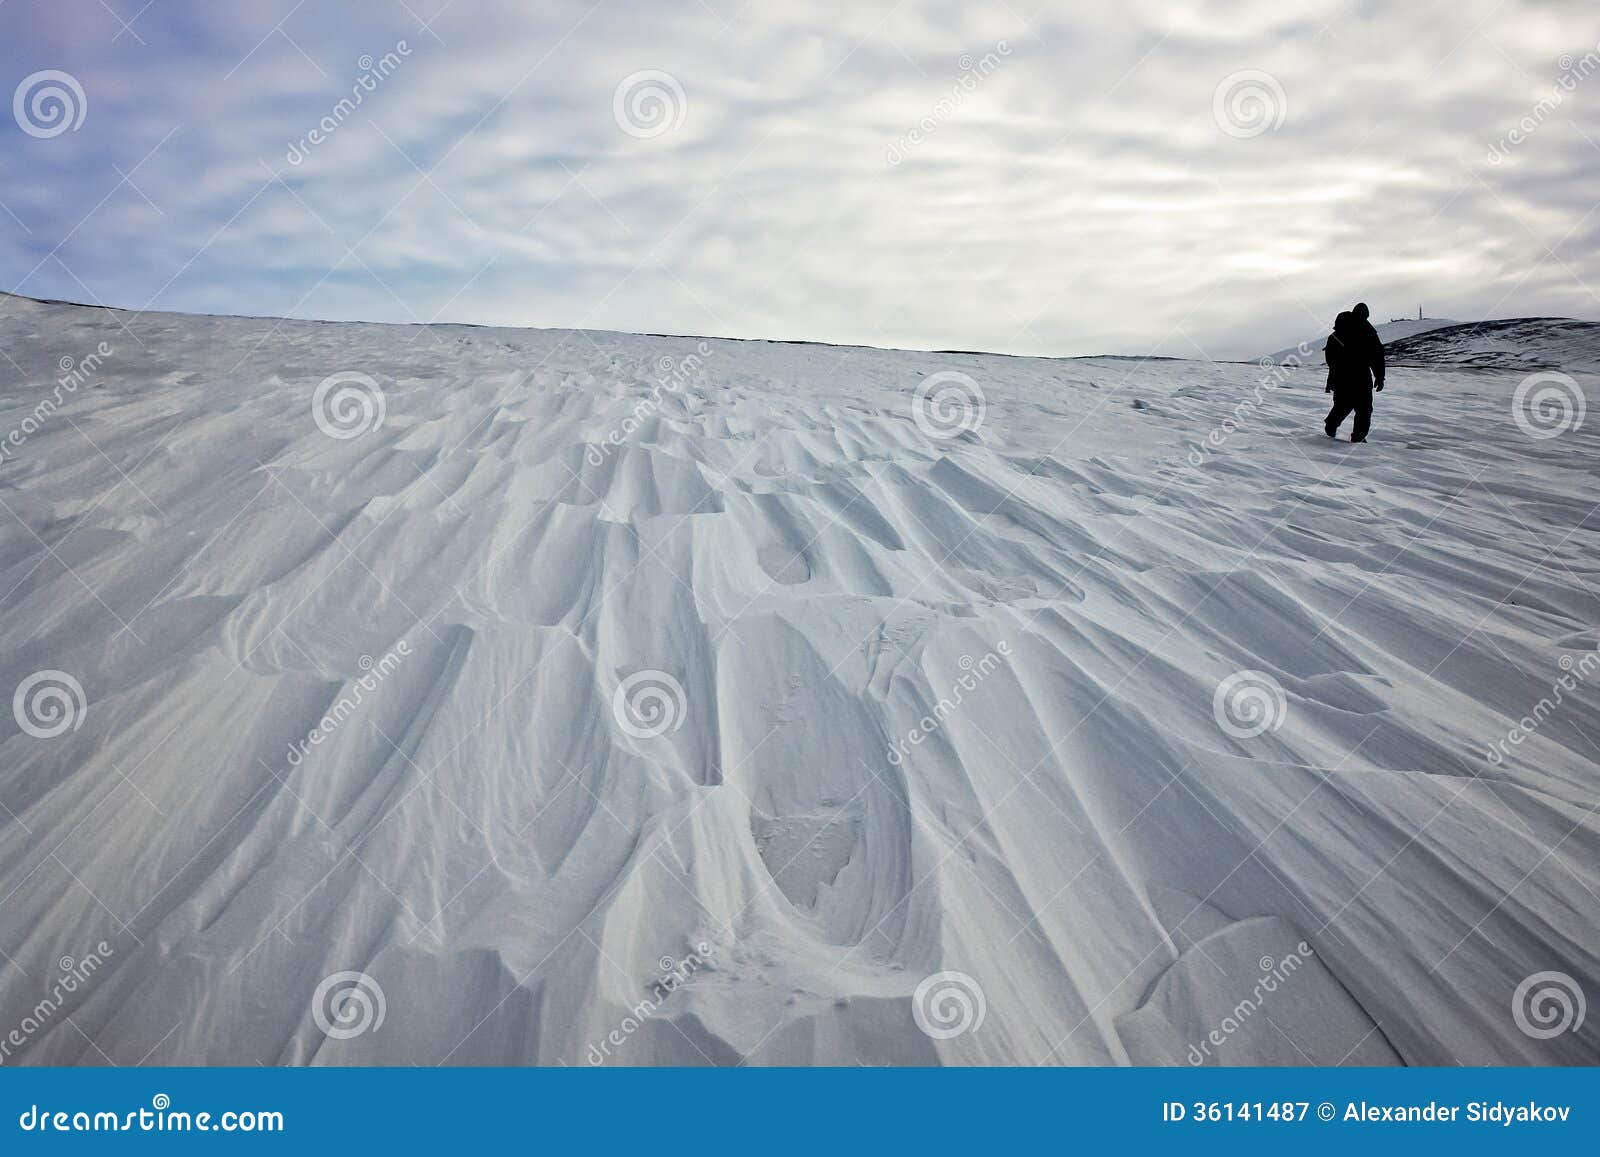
[1323,302,1386,443]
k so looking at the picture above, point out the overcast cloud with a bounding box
[3,0,1598,358]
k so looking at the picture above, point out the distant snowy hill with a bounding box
[1262,315,1600,373]
[1385,317,1600,373]
[1,293,1597,1067]
[1261,317,1459,365]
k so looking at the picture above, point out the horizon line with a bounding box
[2,289,1586,368]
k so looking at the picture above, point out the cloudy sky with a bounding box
[3,0,1598,358]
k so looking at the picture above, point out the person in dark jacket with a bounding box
[1323,302,1385,442]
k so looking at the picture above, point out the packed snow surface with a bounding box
[1,294,1597,1066]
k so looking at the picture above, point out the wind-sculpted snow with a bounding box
[0,294,1597,1066]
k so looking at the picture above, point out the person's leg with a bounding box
[1351,392,1372,442]
[1325,396,1352,436]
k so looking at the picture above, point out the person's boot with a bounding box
[1351,408,1372,444]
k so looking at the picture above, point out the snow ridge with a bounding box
[1,295,1596,1065]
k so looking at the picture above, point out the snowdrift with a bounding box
[0,294,1596,1066]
